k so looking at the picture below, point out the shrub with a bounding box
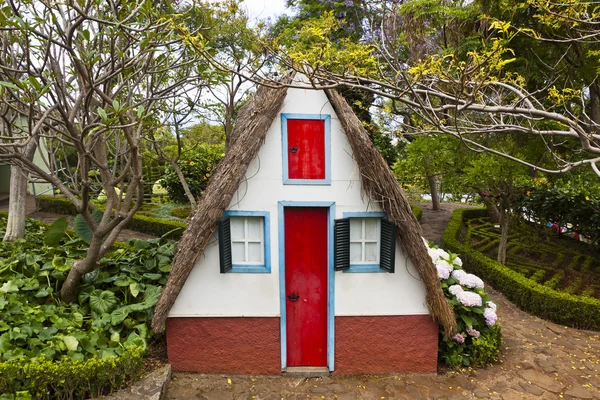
[162,144,224,203]
[0,347,144,399]
[442,208,600,331]
[37,196,187,238]
[426,241,502,367]
[171,206,191,219]
[411,205,423,221]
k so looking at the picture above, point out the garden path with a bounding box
[0,195,155,242]
[166,202,600,400]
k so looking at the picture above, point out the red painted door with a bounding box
[287,119,325,179]
[284,207,328,367]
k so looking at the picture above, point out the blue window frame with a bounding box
[342,212,389,273]
[222,210,271,273]
[281,113,331,185]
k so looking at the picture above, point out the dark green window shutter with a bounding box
[380,219,396,273]
[334,218,350,271]
[218,217,232,273]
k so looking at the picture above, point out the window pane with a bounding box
[365,243,378,263]
[232,242,245,263]
[350,219,363,240]
[248,242,262,263]
[247,217,263,241]
[230,218,245,240]
[365,219,379,240]
[350,243,362,263]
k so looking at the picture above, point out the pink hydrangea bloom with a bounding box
[453,333,465,343]
[466,327,481,338]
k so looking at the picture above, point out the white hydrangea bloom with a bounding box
[451,270,484,289]
[453,256,463,267]
[484,307,498,326]
[448,284,464,296]
[486,301,497,311]
[456,291,483,307]
[436,264,451,279]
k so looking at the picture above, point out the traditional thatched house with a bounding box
[151,75,456,375]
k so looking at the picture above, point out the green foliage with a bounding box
[171,206,192,219]
[410,205,423,222]
[442,209,600,330]
[43,218,68,247]
[37,197,77,215]
[0,347,144,399]
[162,144,224,203]
[73,210,104,244]
[0,214,176,363]
[517,185,600,247]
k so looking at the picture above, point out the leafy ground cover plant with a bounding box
[425,240,503,367]
[0,214,175,363]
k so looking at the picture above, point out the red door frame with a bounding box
[278,201,335,371]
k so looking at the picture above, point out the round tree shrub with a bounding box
[162,144,224,203]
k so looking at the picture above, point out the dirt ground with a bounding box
[166,202,600,400]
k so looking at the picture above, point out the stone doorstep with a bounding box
[284,367,330,378]
[100,364,172,400]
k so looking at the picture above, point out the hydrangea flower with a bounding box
[451,270,484,289]
[466,327,481,338]
[427,247,449,264]
[448,284,463,296]
[486,301,497,311]
[456,291,483,307]
[453,256,463,267]
[452,333,465,343]
[435,260,453,279]
[484,307,497,326]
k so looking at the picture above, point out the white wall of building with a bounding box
[169,86,430,318]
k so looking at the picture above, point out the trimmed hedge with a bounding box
[37,196,186,238]
[0,347,144,399]
[411,205,423,221]
[442,208,600,331]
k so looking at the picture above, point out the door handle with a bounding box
[289,147,299,153]
[287,292,300,302]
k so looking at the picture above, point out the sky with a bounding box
[239,0,292,22]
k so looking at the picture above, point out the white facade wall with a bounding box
[169,86,430,318]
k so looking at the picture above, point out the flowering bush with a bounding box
[426,239,502,367]
[162,144,224,203]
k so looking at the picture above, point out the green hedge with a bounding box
[0,347,144,399]
[442,208,600,331]
[410,205,423,221]
[37,196,186,238]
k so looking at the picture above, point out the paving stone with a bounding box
[335,394,357,400]
[564,386,595,399]
[536,359,557,373]
[473,388,490,398]
[520,370,564,393]
[405,385,424,399]
[519,382,545,396]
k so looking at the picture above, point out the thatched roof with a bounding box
[151,81,456,337]
[324,89,456,337]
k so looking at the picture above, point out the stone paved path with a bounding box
[167,202,600,400]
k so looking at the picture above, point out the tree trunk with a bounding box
[3,165,29,241]
[497,206,510,265]
[60,234,104,302]
[478,190,500,223]
[170,161,196,209]
[428,175,441,211]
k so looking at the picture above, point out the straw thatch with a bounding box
[151,81,456,338]
[324,89,457,337]
[151,79,291,333]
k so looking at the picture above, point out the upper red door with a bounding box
[287,119,325,180]
[284,207,328,367]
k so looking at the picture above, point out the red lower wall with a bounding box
[167,317,281,375]
[334,315,438,374]
[166,315,438,375]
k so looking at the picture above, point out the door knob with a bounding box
[287,292,300,302]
